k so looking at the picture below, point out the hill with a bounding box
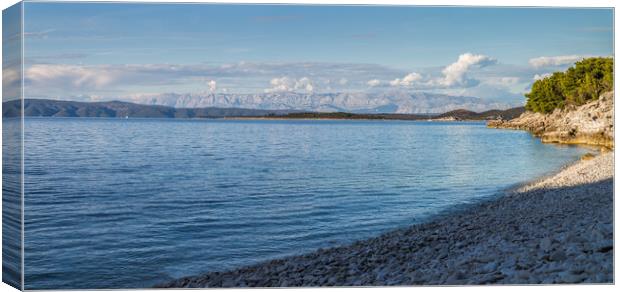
[3,98,524,121]
[433,107,525,121]
[2,99,299,119]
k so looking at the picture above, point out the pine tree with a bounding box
[525,57,613,113]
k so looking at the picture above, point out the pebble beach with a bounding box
[159,151,614,287]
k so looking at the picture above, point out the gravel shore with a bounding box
[159,152,613,287]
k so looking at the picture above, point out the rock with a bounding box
[487,91,614,147]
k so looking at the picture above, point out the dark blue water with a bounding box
[2,117,23,290]
[20,118,589,289]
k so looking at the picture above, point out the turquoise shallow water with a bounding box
[14,118,589,289]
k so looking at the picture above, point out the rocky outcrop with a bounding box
[488,91,614,148]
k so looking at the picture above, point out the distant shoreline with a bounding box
[221,116,486,122]
[17,116,492,122]
[3,98,525,121]
[16,115,488,122]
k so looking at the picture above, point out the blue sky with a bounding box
[18,2,614,105]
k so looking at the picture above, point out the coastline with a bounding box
[488,92,614,148]
[19,115,488,122]
[221,117,486,122]
[158,151,613,287]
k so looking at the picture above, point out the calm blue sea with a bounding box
[16,118,589,289]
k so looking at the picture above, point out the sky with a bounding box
[13,2,615,106]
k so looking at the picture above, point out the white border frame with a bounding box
[0,1,617,292]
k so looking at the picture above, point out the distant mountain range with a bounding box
[124,91,518,114]
[2,99,525,121]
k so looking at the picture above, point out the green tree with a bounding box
[525,57,613,113]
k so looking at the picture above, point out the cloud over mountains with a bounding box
[437,53,497,87]
[265,77,315,93]
[374,53,498,90]
[22,52,598,113]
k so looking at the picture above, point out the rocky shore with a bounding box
[488,91,614,148]
[159,152,613,287]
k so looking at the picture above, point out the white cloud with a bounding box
[265,77,294,93]
[26,64,116,90]
[385,53,496,89]
[22,54,516,101]
[483,76,521,87]
[2,67,20,88]
[23,29,55,39]
[24,63,204,94]
[528,55,585,68]
[264,76,314,93]
[23,61,403,94]
[207,80,217,92]
[295,77,314,92]
[2,67,21,100]
[436,53,497,87]
[367,79,381,87]
[533,73,553,81]
[389,72,422,87]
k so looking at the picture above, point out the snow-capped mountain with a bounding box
[126,91,517,114]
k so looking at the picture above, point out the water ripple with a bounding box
[17,118,589,289]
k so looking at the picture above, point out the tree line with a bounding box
[525,57,613,113]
